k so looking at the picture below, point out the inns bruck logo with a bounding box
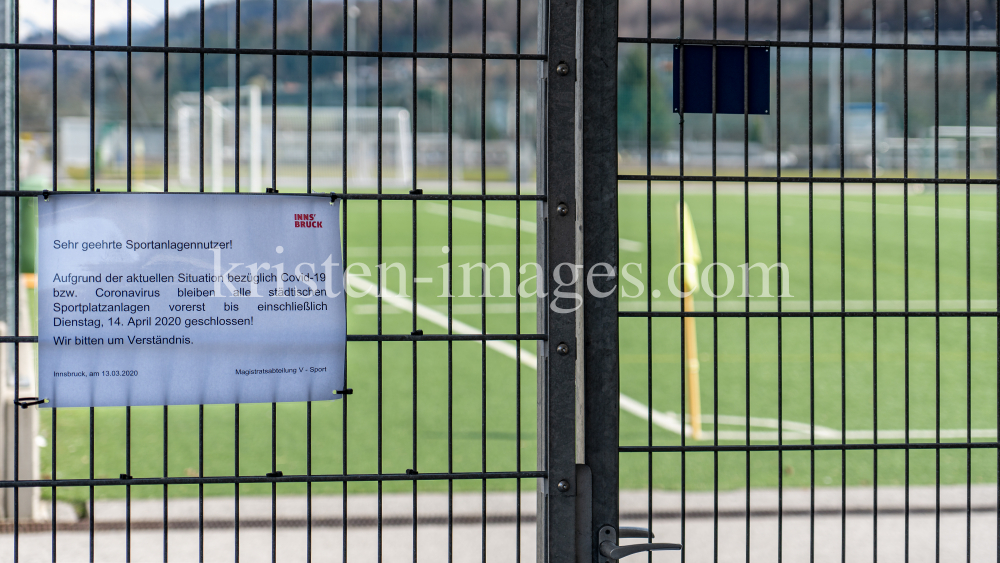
[294,214,323,228]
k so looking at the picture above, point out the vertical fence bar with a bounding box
[962,4,972,562]
[580,0,617,554]
[305,0,314,557]
[743,3,752,558]
[776,7,785,561]
[162,2,171,557]
[88,0,97,559]
[995,2,1000,561]
[479,3,488,560]
[933,3,942,561]
[995,0,1000,557]
[233,2,242,558]
[270,2,279,557]
[409,0,419,553]
[340,0,350,558]
[376,0,385,554]
[11,2,19,559]
[577,0,618,536]
[538,0,577,553]
[51,2,58,560]
[447,0,455,557]
[711,6,720,563]
[837,0,846,559]
[903,1,911,561]
[869,2,879,560]
[125,20,135,559]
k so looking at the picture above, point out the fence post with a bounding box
[578,0,619,558]
[0,0,41,522]
[537,0,578,554]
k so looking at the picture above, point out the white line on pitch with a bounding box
[346,275,996,442]
[353,303,536,316]
[424,202,644,252]
[805,197,996,222]
[345,244,535,258]
[346,274,536,370]
[620,396,998,442]
[425,202,537,234]
[618,298,998,312]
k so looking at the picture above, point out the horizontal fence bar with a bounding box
[0,43,547,60]
[619,311,1000,318]
[0,336,35,343]
[618,37,1000,53]
[3,503,993,535]
[620,505,999,520]
[0,191,545,202]
[618,174,1000,186]
[0,470,547,489]
[620,442,999,453]
[336,194,545,201]
[349,333,545,342]
[2,511,543,534]
[1,334,545,344]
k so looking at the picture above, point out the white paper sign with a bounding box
[38,193,346,408]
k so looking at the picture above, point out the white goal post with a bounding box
[174,86,413,191]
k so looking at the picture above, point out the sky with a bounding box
[18,0,221,40]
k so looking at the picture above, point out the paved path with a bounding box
[0,485,994,562]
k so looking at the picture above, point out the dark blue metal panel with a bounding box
[672,45,770,115]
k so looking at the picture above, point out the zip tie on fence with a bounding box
[42,190,49,201]
[265,471,283,478]
[334,388,353,396]
[14,397,47,409]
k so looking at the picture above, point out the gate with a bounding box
[580,0,1000,561]
[0,0,998,561]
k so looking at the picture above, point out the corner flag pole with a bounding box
[677,202,703,440]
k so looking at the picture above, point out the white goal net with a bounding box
[174,86,413,191]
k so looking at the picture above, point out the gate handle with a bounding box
[618,526,654,539]
[598,526,681,561]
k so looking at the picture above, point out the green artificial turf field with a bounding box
[33,182,999,502]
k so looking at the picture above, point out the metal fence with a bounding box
[589,0,1000,561]
[2,0,999,561]
[1,0,553,560]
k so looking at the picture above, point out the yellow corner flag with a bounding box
[676,202,703,440]
[676,201,702,290]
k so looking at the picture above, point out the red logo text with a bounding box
[294,213,323,228]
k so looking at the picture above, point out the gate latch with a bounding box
[597,526,681,562]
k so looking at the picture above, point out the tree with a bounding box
[618,46,671,151]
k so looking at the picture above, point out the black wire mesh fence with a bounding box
[612,0,1000,560]
[1,0,998,561]
[0,0,551,561]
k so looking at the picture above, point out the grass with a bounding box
[34,181,998,502]
[618,187,999,490]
